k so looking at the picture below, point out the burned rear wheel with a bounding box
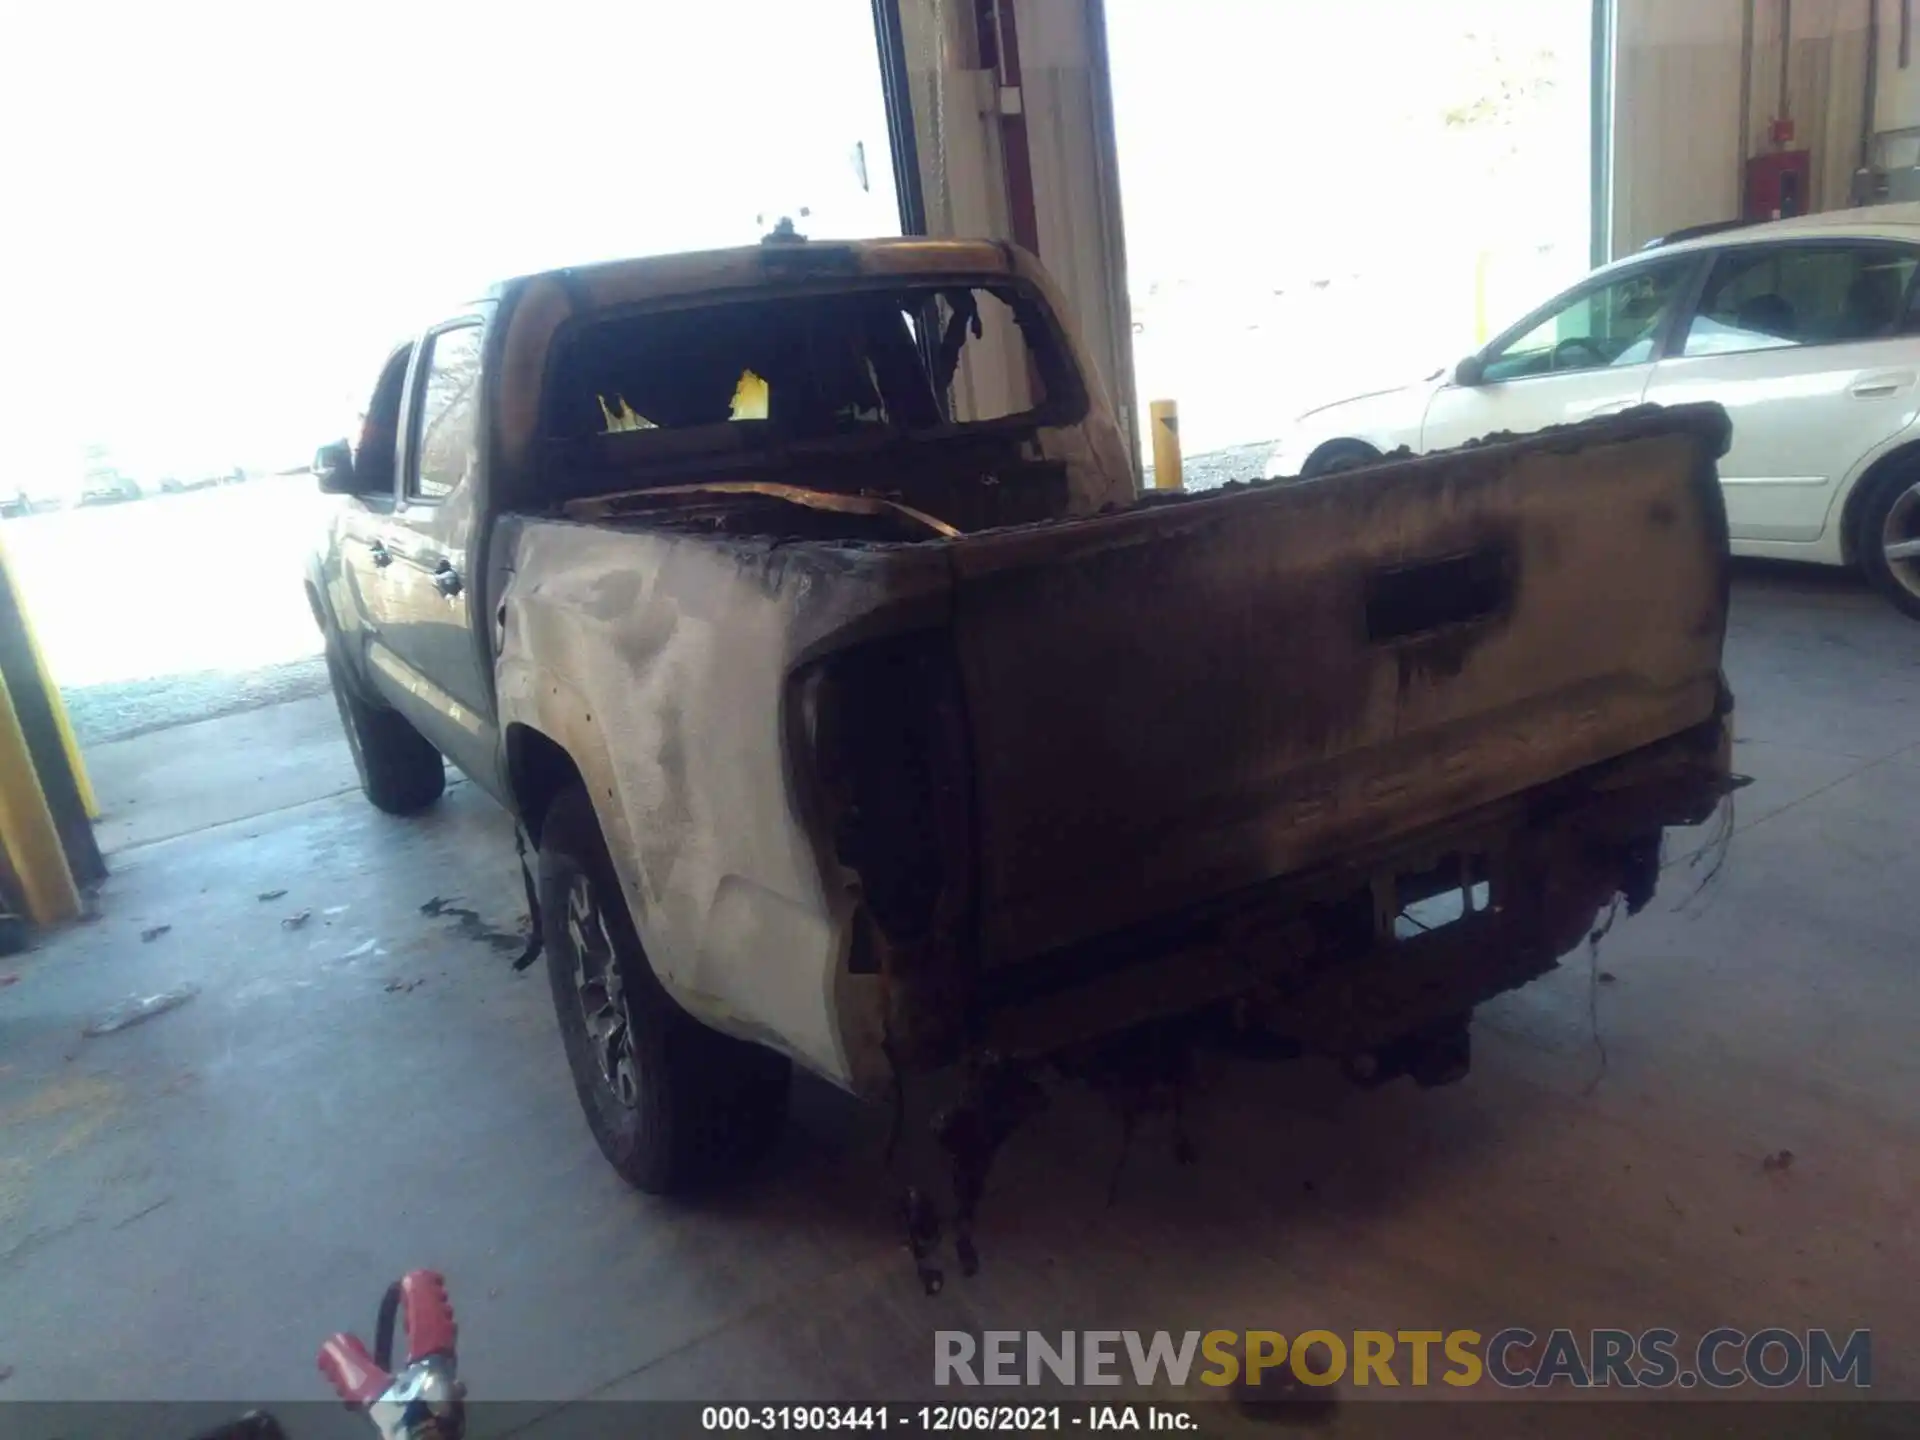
[564,874,640,1109]
[538,785,790,1195]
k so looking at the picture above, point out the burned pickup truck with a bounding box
[307,235,1734,1210]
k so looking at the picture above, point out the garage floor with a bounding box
[1,564,1916,1432]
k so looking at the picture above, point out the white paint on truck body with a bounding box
[495,516,953,1094]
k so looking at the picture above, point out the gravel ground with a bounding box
[64,653,330,748]
[1142,438,1276,494]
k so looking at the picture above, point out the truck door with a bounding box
[376,320,503,796]
[331,345,413,675]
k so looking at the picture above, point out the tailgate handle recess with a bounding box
[1366,548,1511,643]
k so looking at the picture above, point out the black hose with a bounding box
[374,1279,404,1371]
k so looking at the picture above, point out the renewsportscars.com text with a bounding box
[934,1328,1872,1391]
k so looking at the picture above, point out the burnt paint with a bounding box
[943,406,1733,966]
[978,716,1731,1063]
[488,401,1733,1093]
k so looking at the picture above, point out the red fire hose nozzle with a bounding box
[317,1331,390,1408]
[394,1270,458,1366]
[318,1270,463,1440]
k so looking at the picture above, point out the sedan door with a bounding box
[1421,256,1700,452]
[1642,239,1920,544]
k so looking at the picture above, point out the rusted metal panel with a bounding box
[974,711,1728,1061]
[948,405,1733,966]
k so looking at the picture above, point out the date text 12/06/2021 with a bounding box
[702,1407,1193,1432]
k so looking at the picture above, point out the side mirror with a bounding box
[314,440,357,494]
[1454,355,1487,387]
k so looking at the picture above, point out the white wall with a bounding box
[1018,0,1139,452]
[1611,0,1746,255]
[1612,0,1872,254]
[1751,0,1870,210]
[897,0,1140,470]
[1874,0,1920,137]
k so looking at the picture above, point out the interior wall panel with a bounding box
[1611,0,1745,255]
[892,0,1141,479]
[1612,0,1874,254]
[1874,0,1920,132]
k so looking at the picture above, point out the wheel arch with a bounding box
[1837,438,1920,567]
[504,721,587,844]
[1301,437,1384,478]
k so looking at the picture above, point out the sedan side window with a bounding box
[409,326,483,502]
[1481,261,1691,383]
[1680,244,1920,357]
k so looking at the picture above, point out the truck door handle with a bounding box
[432,564,463,597]
[368,540,393,568]
[1851,370,1914,399]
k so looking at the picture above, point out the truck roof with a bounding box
[479,235,1029,312]
[474,233,1114,513]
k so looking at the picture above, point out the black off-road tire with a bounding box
[539,785,790,1195]
[325,648,445,815]
[1854,462,1920,621]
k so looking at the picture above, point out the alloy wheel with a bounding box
[1885,478,1920,602]
[566,874,639,1108]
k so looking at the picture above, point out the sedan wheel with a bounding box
[1859,466,1920,620]
[1882,478,1920,603]
[1302,440,1382,480]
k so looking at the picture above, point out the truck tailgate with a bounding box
[949,405,1731,966]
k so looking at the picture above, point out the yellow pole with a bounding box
[0,668,79,924]
[0,532,95,818]
[1149,400,1183,491]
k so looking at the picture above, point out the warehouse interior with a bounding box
[2,0,1919,1432]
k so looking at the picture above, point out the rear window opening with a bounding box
[1392,855,1491,939]
[1395,882,1492,938]
[545,283,1067,450]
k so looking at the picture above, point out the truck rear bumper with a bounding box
[950,709,1733,1069]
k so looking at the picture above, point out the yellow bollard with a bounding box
[0,668,79,924]
[1149,400,1183,491]
[0,533,95,818]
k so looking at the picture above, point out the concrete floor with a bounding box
[1,563,1917,1433]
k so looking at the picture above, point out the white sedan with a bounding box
[1264,204,1920,618]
